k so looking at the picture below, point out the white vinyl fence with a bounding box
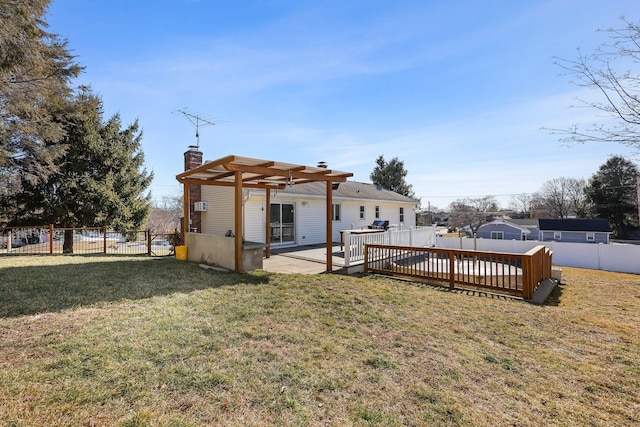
[344,226,436,266]
[435,237,640,274]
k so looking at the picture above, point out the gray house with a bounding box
[476,219,531,240]
[538,218,612,244]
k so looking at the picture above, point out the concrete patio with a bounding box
[261,243,347,274]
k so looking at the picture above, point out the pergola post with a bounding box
[234,171,243,271]
[182,182,189,245]
[265,189,271,258]
[326,180,333,272]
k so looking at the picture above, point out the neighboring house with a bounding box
[509,218,540,239]
[538,218,612,244]
[199,181,418,246]
[476,219,532,240]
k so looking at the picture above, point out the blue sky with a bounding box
[46,0,639,210]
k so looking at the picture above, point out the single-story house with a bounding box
[199,175,418,246]
[177,148,418,271]
[538,218,612,244]
[508,218,540,238]
[476,218,532,240]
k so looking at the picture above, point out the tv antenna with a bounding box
[173,109,217,148]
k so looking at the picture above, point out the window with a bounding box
[359,205,365,220]
[332,204,341,221]
[554,231,561,241]
[375,206,380,219]
[586,232,595,242]
[399,207,405,222]
[491,231,504,240]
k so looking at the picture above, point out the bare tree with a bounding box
[548,18,640,152]
[530,193,552,219]
[566,177,589,217]
[448,196,498,249]
[509,193,534,218]
[148,192,183,232]
[537,177,586,218]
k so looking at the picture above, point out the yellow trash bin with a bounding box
[175,245,188,261]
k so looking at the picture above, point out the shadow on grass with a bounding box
[543,282,564,306]
[0,256,270,318]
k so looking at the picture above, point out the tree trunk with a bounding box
[63,229,74,253]
[615,212,627,239]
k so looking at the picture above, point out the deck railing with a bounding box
[344,226,436,266]
[364,244,552,299]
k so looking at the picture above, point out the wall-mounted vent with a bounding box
[194,201,208,212]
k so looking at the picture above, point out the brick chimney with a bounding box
[184,146,203,233]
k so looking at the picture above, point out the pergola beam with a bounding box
[180,178,286,190]
[223,163,346,183]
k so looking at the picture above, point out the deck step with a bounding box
[529,279,558,304]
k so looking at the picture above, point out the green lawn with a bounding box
[1,255,638,426]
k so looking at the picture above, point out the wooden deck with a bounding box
[364,244,554,301]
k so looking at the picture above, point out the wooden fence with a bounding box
[364,244,552,299]
[0,225,178,257]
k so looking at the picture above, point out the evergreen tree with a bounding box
[0,0,82,186]
[370,155,415,198]
[7,89,153,252]
[584,156,639,239]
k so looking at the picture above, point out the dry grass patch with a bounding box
[1,256,639,426]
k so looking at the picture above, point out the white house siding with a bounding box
[380,202,414,228]
[201,186,235,236]
[243,197,265,242]
[340,200,365,231]
[295,199,327,245]
[337,201,415,231]
[200,184,417,246]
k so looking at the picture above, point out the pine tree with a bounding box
[0,0,82,187]
[369,155,415,198]
[584,156,639,239]
[7,89,153,252]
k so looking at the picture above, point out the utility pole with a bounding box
[637,175,640,228]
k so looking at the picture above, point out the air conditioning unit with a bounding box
[194,201,208,212]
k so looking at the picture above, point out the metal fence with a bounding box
[0,225,178,257]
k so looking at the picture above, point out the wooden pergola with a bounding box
[175,154,353,272]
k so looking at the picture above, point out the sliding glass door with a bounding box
[270,203,295,245]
